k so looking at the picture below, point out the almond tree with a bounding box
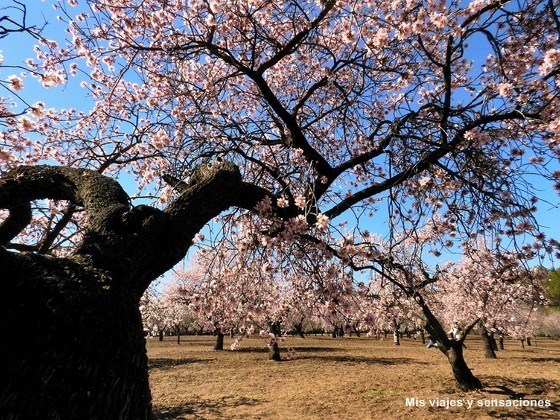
[1,0,559,416]
[140,284,191,342]
[426,243,548,358]
[170,246,286,352]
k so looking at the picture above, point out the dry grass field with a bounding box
[147,335,560,419]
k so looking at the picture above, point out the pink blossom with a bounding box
[315,213,329,231]
[294,196,306,209]
[8,75,24,91]
[497,82,514,97]
[18,117,35,133]
[539,49,560,75]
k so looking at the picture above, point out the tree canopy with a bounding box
[2,0,559,265]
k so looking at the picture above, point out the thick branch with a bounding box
[163,173,298,219]
[127,161,244,291]
[0,165,130,239]
[0,203,32,246]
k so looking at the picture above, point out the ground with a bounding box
[147,335,560,419]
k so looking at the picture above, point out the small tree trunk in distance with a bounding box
[520,339,525,349]
[393,330,400,346]
[214,329,224,351]
[526,337,532,346]
[481,330,498,359]
[293,322,305,338]
[499,336,504,350]
[420,330,426,344]
[268,341,281,361]
[177,326,181,345]
[158,330,164,342]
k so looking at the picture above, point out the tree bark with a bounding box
[498,336,504,350]
[268,341,281,361]
[0,250,152,419]
[393,329,400,345]
[490,332,498,351]
[214,329,225,351]
[0,162,246,418]
[445,344,483,391]
[481,330,498,358]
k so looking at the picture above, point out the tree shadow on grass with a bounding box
[521,357,560,364]
[229,346,269,353]
[504,355,560,364]
[148,358,214,370]
[153,395,260,419]
[289,346,338,353]
[480,376,560,419]
[296,354,427,365]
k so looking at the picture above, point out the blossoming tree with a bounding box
[1,0,559,416]
[426,243,548,359]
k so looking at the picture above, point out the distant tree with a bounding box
[427,243,548,359]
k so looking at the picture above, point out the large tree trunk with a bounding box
[0,251,152,418]
[445,343,483,391]
[0,163,250,418]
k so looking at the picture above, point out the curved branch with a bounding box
[0,165,130,239]
[0,203,32,246]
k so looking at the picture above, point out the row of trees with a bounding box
[141,241,553,370]
[1,0,559,417]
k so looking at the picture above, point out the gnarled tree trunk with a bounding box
[1,251,152,418]
[0,162,256,418]
[444,343,483,391]
[413,293,483,391]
